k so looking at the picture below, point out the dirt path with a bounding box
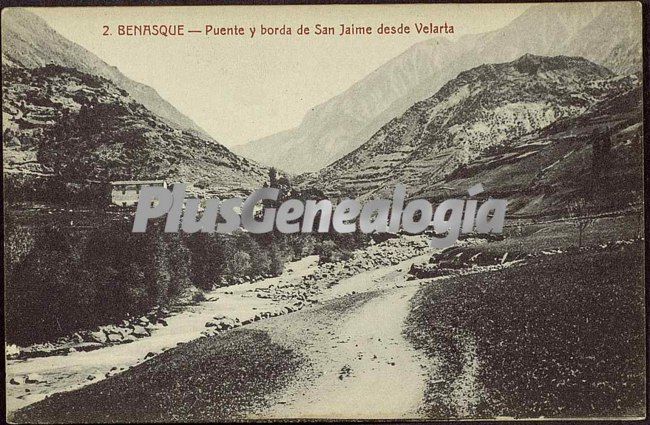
[253,257,431,419]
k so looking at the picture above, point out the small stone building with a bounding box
[110,180,167,207]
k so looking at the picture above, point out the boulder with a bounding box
[103,325,121,335]
[131,325,149,338]
[25,373,44,384]
[206,317,237,330]
[106,333,123,343]
[88,331,107,344]
[6,344,20,359]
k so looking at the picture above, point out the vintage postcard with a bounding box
[3,1,645,422]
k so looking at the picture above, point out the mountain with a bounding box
[1,8,212,140]
[234,37,459,174]
[3,64,268,202]
[2,9,268,202]
[418,83,643,217]
[303,55,639,201]
[233,2,641,174]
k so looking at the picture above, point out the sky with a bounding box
[33,4,531,147]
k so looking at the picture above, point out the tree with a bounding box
[269,246,285,276]
[268,167,278,188]
[316,240,339,264]
[591,127,612,183]
[187,234,225,290]
[228,251,251,276]
[568,198,595,249]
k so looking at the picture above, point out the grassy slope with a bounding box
[406,242,645,418]
[11,329,302,423]
[491,213,643,255]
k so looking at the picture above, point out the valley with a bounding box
[8,212,645,421]
[6,235,430,415]
[233,2,641,173]
[3,3,644,421]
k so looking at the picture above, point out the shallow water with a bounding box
[5,255,320,413]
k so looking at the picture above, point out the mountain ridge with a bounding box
[233,2,641,174]
[302,54,638,200]
[2,9,269,202]
[1,8,214,141]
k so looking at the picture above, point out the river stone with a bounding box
[106,333,123,343]
[88,331,107,344]
[131,325,149,338]
[25,373,44,384]
[6,344,20,359]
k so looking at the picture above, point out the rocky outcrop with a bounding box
[409,245,529,279]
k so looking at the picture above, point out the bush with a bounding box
[5,218,194,345]
[191,291,207,303]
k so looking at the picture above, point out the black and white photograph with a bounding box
[2,1,646,421]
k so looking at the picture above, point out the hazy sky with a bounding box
[33,4,530,147]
